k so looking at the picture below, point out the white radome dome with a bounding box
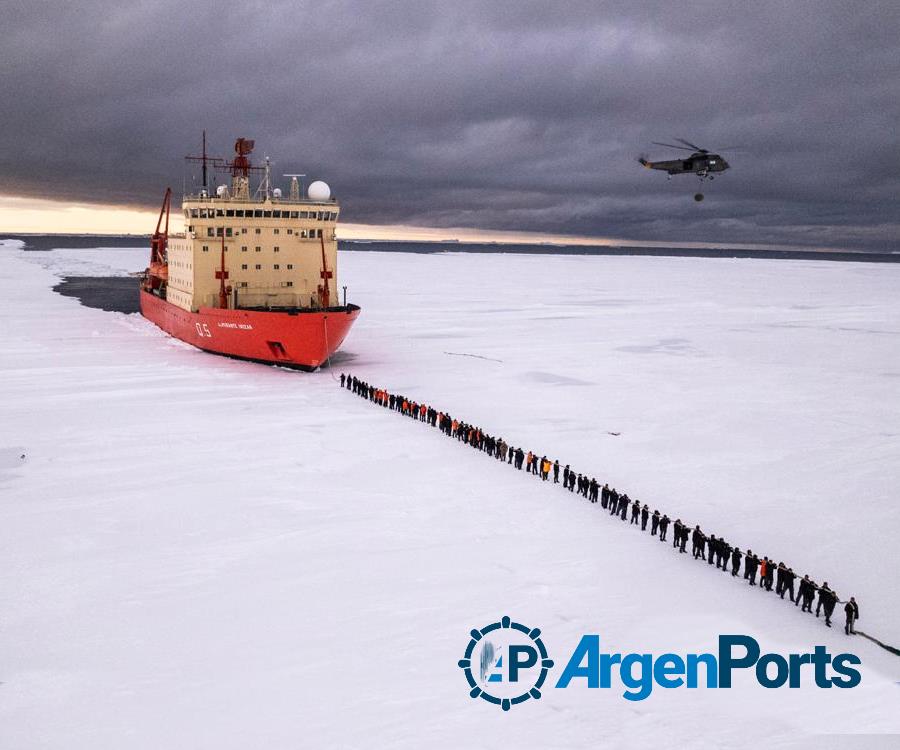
[307,180,331,201]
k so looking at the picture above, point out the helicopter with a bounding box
[638,138,731,201]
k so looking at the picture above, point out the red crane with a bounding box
[216,234,231,309]
[144,187,171,290]
[318,234,333,308]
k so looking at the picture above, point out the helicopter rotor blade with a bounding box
[675,137,705,151]
[651,141,695,151]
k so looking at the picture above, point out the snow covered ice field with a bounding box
[1,239,899,748]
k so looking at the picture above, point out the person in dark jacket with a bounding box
[844,597,859,635]
[553,460,560,483]
[679,523,688,553]
[640,504,649,530]
[745,551,759,586]
[731,546,742,577]
[650,510,660,536]
[707,535,717,565]
[619,494,629,521]
[781,567,796,602]
[799,576,817,612]
[630,499,641,525]
[692,526,706,560]
[718,540,731,571]
[340,373,346,388]
[659,514,670,542]
[816,583,837,626]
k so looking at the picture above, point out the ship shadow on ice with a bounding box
[326,349,359,366]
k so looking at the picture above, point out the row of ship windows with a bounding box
[233,281,294,288]
[201,246,309,253]
[199,227,325,239]
[186,208,337,220]
[239,264,295,270]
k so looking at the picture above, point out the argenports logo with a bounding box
[457,616,554,711]
[460,618,862,709]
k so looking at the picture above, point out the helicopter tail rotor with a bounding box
[637,156,652,168]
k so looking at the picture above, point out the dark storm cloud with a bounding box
[2,0,899,248]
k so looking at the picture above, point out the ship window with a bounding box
[274,264,280,269]
[216,227,224,237]
[255,246,261,252]
[290,211,299,219]
[190,209,199,218]
[255,228,261,234]
[263,211,272,218]
[274,228,279,234]
[239,282,248,288]
[252,210,261,218]
[241,228,247,234]
[226,228,233,237]
[235,210,244,217]
[287,264,293,269]
[274,246,280,252]
[202,246,209,252]
[226,210,234,217]
[207,227,214,237]
[287,229,293,234]
[300,230,308,238]
[241,246,247,252]
[255,264,262,270]
[241,264,248,270]
[283,281,293,287]
[300,211,308,219]
[273,210,281,218]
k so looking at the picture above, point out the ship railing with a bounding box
[183,193,337,206]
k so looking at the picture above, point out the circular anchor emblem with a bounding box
[457,615,553,711]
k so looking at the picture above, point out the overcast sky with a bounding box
[2,1,899,248]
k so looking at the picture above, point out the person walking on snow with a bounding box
[731,546,742,577]
[844,597,859,635]
[659,514,670,542]
[816,582,837,627]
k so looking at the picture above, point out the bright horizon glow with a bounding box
[0,193,843,252]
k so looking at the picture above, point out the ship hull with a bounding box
[140,290,359,370]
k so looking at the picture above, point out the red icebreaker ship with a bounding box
[140,135,359,370]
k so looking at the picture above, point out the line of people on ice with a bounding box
[340,373,861,636]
